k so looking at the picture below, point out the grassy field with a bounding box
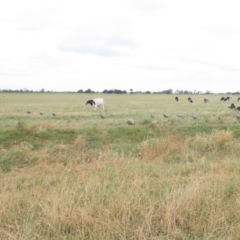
[1,93,240,239]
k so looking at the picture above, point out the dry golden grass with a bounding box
[1,93,240,239]
[140,134,186,162]
[1,150,240,239]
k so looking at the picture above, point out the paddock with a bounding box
[0,93,238,130]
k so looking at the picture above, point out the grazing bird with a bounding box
[175,96,179,101]
[150,112,155,119]
[100,114,105,119]
[52,112,56,116]
[203,98,209,103]
[175,113,185,118]
[224,96,231,102]
[191,112,198,119]
[39,111,43,115]
[228,103,236,109]
[126,113,135,125]
[163,113,169,118]
[26,109,31,114]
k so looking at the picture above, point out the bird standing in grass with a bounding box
[150,112,155,119]
[228,103,236,109]
[100,114,105,119]
[52,112,56,116]
[163,113,169,118]
[39,111,43,115]
[191,112,198,119]
[126,113,135,125]
[175,113,185,118]
[26,109,31,114]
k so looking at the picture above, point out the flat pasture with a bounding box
[1,93,240,239]
[1,93,239,129]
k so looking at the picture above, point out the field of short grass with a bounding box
[1,93,240,239]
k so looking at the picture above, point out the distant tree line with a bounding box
[103,89,127,94]
[1,88,240,95]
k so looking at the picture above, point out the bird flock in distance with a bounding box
[25,96,240,126]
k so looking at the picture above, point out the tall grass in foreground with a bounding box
[1,93,240,239]
[1,128,240,239]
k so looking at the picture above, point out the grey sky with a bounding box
[1,0,240,93]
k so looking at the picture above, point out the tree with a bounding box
[205,90,211,95]
[84,89,94,93]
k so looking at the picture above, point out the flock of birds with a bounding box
[125,110,217,126]
[150,111,198,120]
[124,96,240,126]
[26,110,56,117]
[25,96,240,126]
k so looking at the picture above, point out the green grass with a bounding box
[0,128,78,149]
[0,148,37,172]
[176,124,240,137]
[1,93,240,239]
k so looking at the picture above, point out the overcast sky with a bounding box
[1,0,240,93]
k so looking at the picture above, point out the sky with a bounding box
[1,0,240,93]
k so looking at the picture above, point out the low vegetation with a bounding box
[0,93,240,239]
